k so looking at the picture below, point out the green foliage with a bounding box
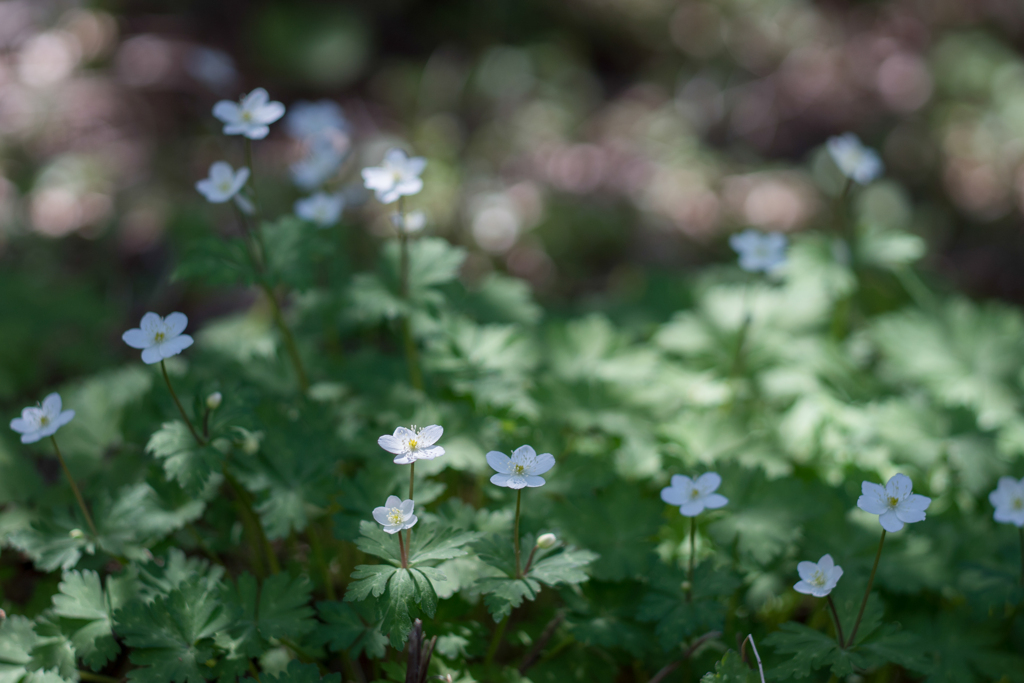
[146,422,224,496]
[700,651,759,683]
[312,601,388,659]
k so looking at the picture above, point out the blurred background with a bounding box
[2,0,1024,403]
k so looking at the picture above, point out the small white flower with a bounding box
[536,533,557,549]
[391,210,427,235]
[378,425,445,465]
[206,392,222,410]
[295,192,344,228]
[793,554,844,598]
[212,87,286,140]
[9,393,75,444]
[729,229,788,273]
[857,473,931,532]
[486,445,555,489]
[372,495,418,534]
[827,132,883,185]
[361,148,427,204]
[660,473,729,517]
[290,134,346,190]
[990,476,1024,528]
[195,161,252,214]
[122,312,195,365]
[284,100,348,139]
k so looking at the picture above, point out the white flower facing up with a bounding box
[372,496,418,534]
[378,425,445,465]
[195,162,253,213]
[361,148,427,204]
[661,473,729,517]
[486,445,555,489]
[122,312,195,365]
[284,100,348,140]
[827,132,884,185]
[10,393,75,444]
[391,210,427,235]
[295,192,344,228]
[990,476,1024,528]
[212,87,286,140]
[794,554,844,598]
[857,473,931,532]
[729,229,788,274]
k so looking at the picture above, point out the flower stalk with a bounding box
[687,516,696,603]
[160,360,205,446]
[407,462,415,562]
[398,201,424,391]
[514,489,523,578]
[50,436,98,538]
[847,529,886,648]
[826,595,846,648]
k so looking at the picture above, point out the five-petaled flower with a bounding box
[378,425,445,465]
[391,210,427,235]
[361,148,427,204]
[122,312,195,365]
[989,476,1024,528]
[372,496,418,534]
[295,192,344,228]
[827,132,883,185]
[10,393,75,444]
[486,445,555,489]
[793,554,844,597]
[195,162,252,213]
[661,473,729,517]
[213,87,286,140]
[857,473,931,532]
[729,229,788,274]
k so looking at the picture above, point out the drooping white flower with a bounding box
[195,161,252,213]
[827,132,884,185]
[284,100,348,140]
[391,210,427,235]
[122,312,195,365]
[857,473,931,532]
[378,425,445,465]
[9,393,75,444]
[486,445,555,489]
[212,87,286,140]
[372,495,418,534]
[361,148,427,204]
[793,554,844,598]
[660,473,729,517]
[290,135,346,190]
[295,192,344,228]
[729,229,788,274]
[989,476,1024,528]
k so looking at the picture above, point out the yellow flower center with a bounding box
[39,415,50,426]
[811,570,826,587]
[387,509,403,525]
[513,464,526,475]
[1013,498,1023,510]
[887,496,899,508]
[241,110,252,121]
[408,439,418,450]
[154,331,165,343]
[690,488,701,499]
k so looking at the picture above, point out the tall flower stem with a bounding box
[847,530,886,647]
[223,468,280,575]
[1019,527,1024,587]
[397,200,424,391]
[484,615,510,667]
[398,530,408,568]
[826,595,846,648]
[406,462,415,561]
[308,521,336,600]
[259,282,310,393]
[687,516,696,603]
[161,360,204,445]
[50,436,98,538]
[514,489,523,578]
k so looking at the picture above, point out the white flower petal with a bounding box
[212,100,240,123]
[164,312,188,336]
[894,507,926,524]
[414,445,444,460]
[793,580,817,595]
[372,507,390,525]
[670,474,693,489]
[677,501,705,517]
[41,393,62,415]
[512,444,537,460]
[405,514,418,529]
[141,346,164,365]
[703,493,728,510]
[385,495,402,508]
[486,451,511,473]
[885,473,913,500]
[524,475,546,487]
[901,494,931,512]
[417,425,443,446]
[660,485,686,506]
[157,335,194,359]
[694,472,721,494]
[394,426,416,441]
[530,452,555,475]
[796,561,819,582]
[122,328,150,349]
[21,430,44,444]
[10,417,29,433]
[490,472,512,487]
[399,499,415,515]
[878,510,904,532]
[378,434,405,455]
[54,410,75,430]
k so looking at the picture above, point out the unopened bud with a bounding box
[69,528,85,539]
[536,533,557,549]
[206,392,222,410]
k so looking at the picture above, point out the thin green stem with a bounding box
[259,282,310,393]
[484,615,510,667]
[406,462,415,563]
[687,516,696,603]
[826,595,846,648]
[1019,527,1024,587]
[398,528,408,568]
[50,437,98,538]
[397,198,424,391]
[308,521,336,600]
[847,529,886,648]
[224,469,280,575]
[514,489,523,578]
[522,544,539,576]
[161,360,204,446]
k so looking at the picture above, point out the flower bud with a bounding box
[69,528,85,539]
[536,533,557,549]
[206,392,223,410]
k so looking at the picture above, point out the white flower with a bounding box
[729,229,788,273]
[989,476,1024,528]
[372,495,418,534]
[857,473,931,532]
[536,533,557,549]
[391,210,427,235]
[10,393,75,444]
[486,445,555,489]
[378,425,445,465]
[295,192,344,227]
[827,132,884,185]
[284,100,348,139]
[660,473,729,517]
[195,162,253,213]
[290,135,346,190]
[212,87,286,140]
[361,148,427,204]
[793,554,844,598]
[206,392,222,410]
[122,312,195,365]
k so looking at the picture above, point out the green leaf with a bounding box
[383,237,466,292]
[764,622,863,680]
[146,422,224,496]
[408,525,480,565]
[637,564,739,650]
[700,651,759,683]
[244,661,339,683]
[312,601,388,660]
[353,521,402,565]
[527,547,597,586]
[29,615,77,681]
[475,577,540,623]
[0,616,38,683]
[344,565,398,603]
[219,573,316,658]
[172,237,255,287]
[51,570,122,669]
